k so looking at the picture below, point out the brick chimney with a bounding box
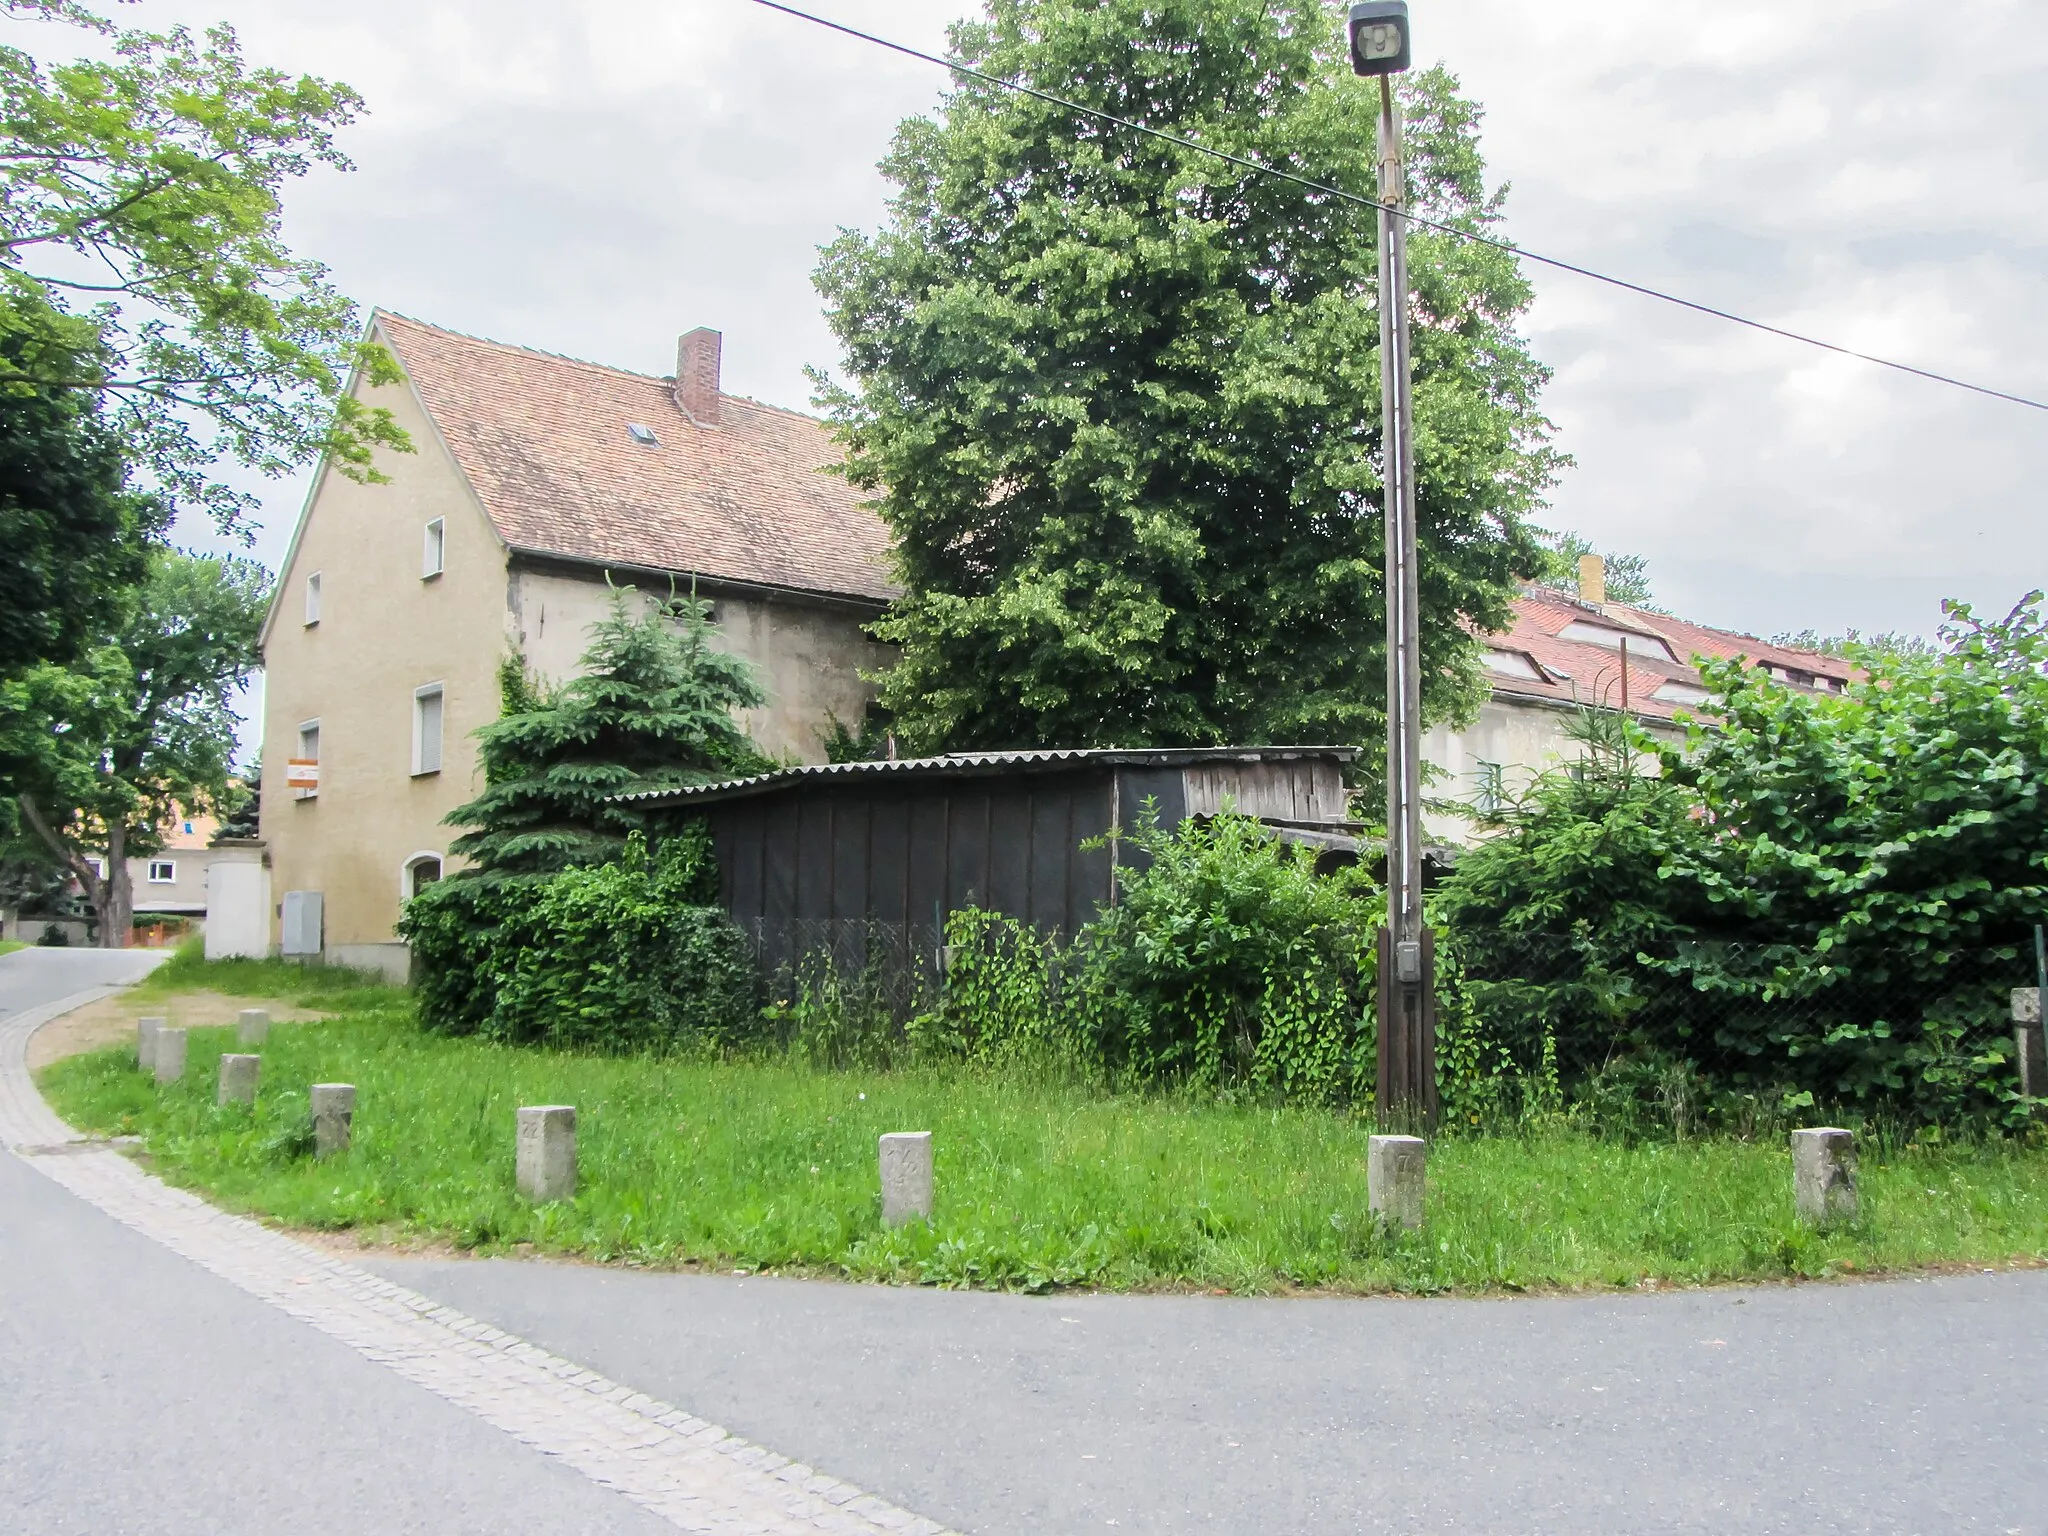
[1577,552,1606,606]
[674,327,722,426]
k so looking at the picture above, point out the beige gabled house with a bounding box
[258,314,894,974]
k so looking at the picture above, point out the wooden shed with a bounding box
[621,747,1358,972]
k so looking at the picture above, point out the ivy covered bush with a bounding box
[1436,598,2048,1128]
[901,810,1382,1106]
[401,835,755,1051]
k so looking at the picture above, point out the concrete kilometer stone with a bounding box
[517,1106,578,1202]
[311,1084,355,1158]
[1791,1128,1858,1226]
[2013,988,2046,1104]
[217,1054,260,1107]
[152,1027,187,1086]
[136,1016,165,1073]
[237,1008,271,1046]
[879,1132,934,1227]
[1367,1135,1427,1229]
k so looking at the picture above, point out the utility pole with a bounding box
[1351,1,1436,1132]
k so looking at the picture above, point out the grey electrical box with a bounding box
[1395,940,1422,983]
[280,890,324,957]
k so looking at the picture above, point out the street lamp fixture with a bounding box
[1350,0,1436,1132]
[1348,0,1412,77]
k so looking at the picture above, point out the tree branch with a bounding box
[15,793,102,907]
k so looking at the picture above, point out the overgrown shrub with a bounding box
[897,811,1381,1106]
[399,872,543,1037]
[1437,598,2048,1128]
[399,833,755,1052]
[1072,811,1380,1103]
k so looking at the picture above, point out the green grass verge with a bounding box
[36,958,2048,1294]
[0,939,25,957]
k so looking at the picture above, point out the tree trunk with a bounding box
[16,794,118,945]
[96,820,132,949]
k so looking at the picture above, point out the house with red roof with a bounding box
[257,314,895,972]
[1425,556,1854,841]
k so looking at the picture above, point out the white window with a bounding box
[304,570,322,625]
[1558,620,1680,665]
[403,853,444,900]
[148,860,177,884]
[1474,762,1506,816]
[422,518,446,579]
[1484,648,1546,683]
[1653,680,1712,707]
[412,685,444,776]
[84,855,105,878]
[291,720,321,800]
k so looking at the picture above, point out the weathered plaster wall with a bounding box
[510,567,888,764]
[259,359,509,951]
[1423,696,1684,845]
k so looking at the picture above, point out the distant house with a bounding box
[258,314,896,975]
[127,808,220,920]
[1425,557,1855,841]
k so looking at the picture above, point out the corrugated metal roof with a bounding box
[616,745,1360,808]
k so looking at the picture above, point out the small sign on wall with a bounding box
[286,759,320,791]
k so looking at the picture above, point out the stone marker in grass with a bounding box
[152,1027,187,1086]
[217,1054,260,1107]
[2014,988,2045,1104]
[136,1016,166,1072]
[311,1084,356,1158]
[516,1106,578,1202]
[237,1008,271,1047]
[879,1131,933,1227]
[1367,1134,1427,1230]
[1792,1127,1858,1226]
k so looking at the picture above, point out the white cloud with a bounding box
[13,0,2046,647]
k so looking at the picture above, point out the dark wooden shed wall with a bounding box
[702,756,1336,971]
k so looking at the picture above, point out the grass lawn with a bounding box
[36,953,2048,1295]
[0,939,24,956]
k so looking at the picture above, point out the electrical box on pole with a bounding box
[1352,0,1437,1132]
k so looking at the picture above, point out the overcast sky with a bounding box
[22,0,2048,648]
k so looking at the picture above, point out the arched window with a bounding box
[402,853,443,901]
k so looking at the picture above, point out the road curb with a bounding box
[1,983,958,1536]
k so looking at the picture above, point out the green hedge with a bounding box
[399,833,756,1052]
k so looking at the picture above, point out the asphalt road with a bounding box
[0,947,676,1536]
[0,942,165,1014]
[7,947,2047,1534]
[372,1247,2048,1535]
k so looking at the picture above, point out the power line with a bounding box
[748,0,2048,416]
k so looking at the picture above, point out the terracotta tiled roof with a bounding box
[377,313,897,604]
[1479,590,1856,723]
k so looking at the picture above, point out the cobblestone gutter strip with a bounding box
[0,995,958,1536]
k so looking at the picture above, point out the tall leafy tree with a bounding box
[0,312,167,680]
[1,0,407,528]
[0,549,266,944]
[447,593,773,876]
[815,0,1559,753]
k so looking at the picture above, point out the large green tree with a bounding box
[815,0,1558,753]
[1,0,406,528]
[0,313,166,680]
[0,549,266,944]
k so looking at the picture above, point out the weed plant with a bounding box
[40,984,2048,1294]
